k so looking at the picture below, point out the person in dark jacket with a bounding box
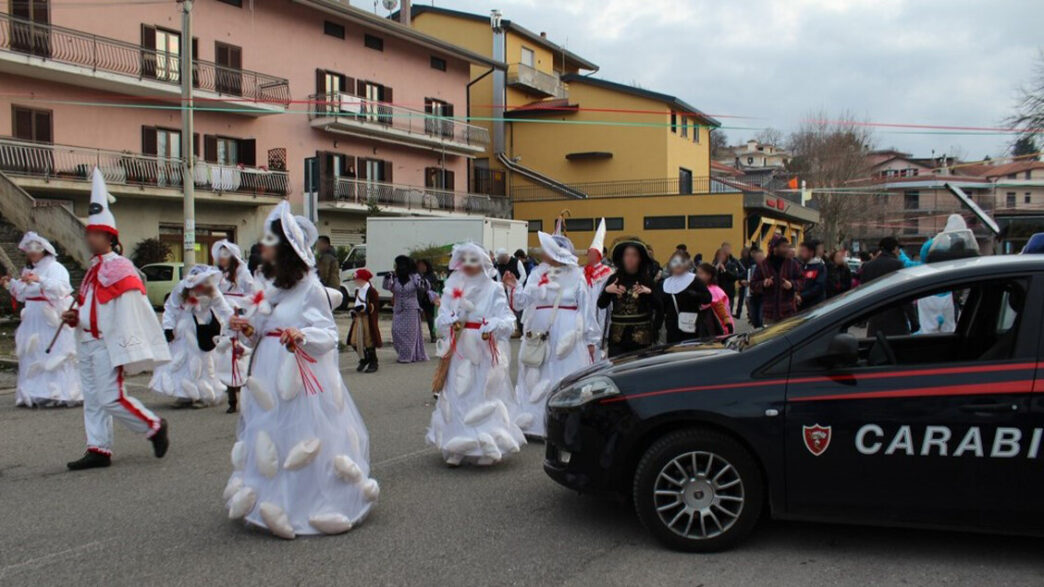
[749,236,804,324]
[415,259,441,342]
[861,237,917,336]
[746,247,765,328]
[734,246,751,319]
[825,250,853,297]
[712,243,743,307]
[796,241,827,311]
[314,236,341,289]
[654,250,712,344]
[599,240,663,356]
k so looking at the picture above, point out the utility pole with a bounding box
[179,0,196,269]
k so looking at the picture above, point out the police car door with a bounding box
[783,275,1039,531]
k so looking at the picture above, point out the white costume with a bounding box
[149,265,230,405]
[582,219,612,358]
[426,242,526,466]
[511,231,599,438]
[211,240,256,391]
[7,233,82,407]
[226,201,377,539]
[76,169,170,458]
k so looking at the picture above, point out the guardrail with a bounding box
[511,176,713,201]
[333,177,509,217]
[0,13,290,106]
[0,139,289,196]
[309,92,490,149]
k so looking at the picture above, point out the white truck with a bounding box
[339,216,529,305]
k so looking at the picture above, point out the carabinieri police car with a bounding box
[543,255,1044,552]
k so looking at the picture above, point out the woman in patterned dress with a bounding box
[383,255,428,363]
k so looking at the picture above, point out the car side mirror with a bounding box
[819,333,858,368]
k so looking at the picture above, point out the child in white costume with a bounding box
[225,201,377,539]
[150,264,231,407]
[211,240,257,413]
[426,242,526,466]
[504,231,599,439]
[2,232,82,407]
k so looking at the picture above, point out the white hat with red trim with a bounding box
[87,167,118,237]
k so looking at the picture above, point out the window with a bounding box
[216,0,242,6]
[214,42,242,95]
[364,34,383,51]
[520,46,535,67]
[903,190,919,210]
[324,21,345,39]
[670,111,677,133]
[1006,192,1017,207]
[1026,193,1032,204]
[430,56,447,71]
[527,220,543,233]
[688,214,733,229]
[12,105,52,143]
[747,156,754,165]
[605,217,624,231]
[1026,171,1032,180]
[679,167,693,195]
[359,81,391,124]
[10,0,50,57]
[203,135,256,166]
[693,124,700,143]
[564,218,595,232]
[680,116,688,138]
[644,216,685,230]
[151,27,180,81]
[425,167,455,191]
[424,98,454,137]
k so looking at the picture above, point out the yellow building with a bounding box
[409,6,817,259]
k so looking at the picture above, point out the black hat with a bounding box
[610,238,651,269]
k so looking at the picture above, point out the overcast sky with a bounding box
[359,0,1042,159]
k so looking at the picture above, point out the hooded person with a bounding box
[383,255,429,363]
[149,264,231,407]
[598,238,662,357]
[346,268,382,373]
[505,231,599,438]
[1,232,82,407]
[583,219,613,357]
[64,168,171,470]
[749,235,805,325]
[426,242,527,466]
[210,240,257,413]
[224,200,377,539]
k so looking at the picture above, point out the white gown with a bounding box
[426,272,526,465]
[225,274,377,539]
[214,265,256,389]
[511,264,599,438]
[149,289,230,404]
[8,257,82,407]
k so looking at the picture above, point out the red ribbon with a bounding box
[266,330,324,395]
[229,339,245,387]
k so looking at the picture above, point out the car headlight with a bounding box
[548,376,620,409]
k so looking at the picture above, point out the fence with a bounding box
[333,177,509,217]
[510,176,714,201]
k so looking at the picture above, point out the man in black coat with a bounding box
[861,237,917,336]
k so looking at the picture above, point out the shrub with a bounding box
[131,238,172,267]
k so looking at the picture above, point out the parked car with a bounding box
[544,256,1043,552]
[141,262,183,308]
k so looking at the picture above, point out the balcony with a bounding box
[308,93,489,157]
[325,177,510,218]
[0,138,288,200]
[0,14,290,116]
[511,176,713,201]
[507,63,567,99]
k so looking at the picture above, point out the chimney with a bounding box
[399,0,411,26]
[540,32,547,38]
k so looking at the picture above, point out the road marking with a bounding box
[0,538,116,579]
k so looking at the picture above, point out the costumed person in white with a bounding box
[225,201,377,539]
[1,232,82,407]
[426,242,526,466]
[64,169,171,471]
[503,229,599,439]
[211,240,256,413]
[582,219,612,360]
[150,265,230,407]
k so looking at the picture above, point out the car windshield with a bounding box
[734,267,924,350]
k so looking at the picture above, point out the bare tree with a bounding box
[755,127,785,147]
[1007,50,1044,145]
[787,111,874,248]
[709,128,729,159]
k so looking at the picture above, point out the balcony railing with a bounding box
[332,177,510,217]
[309,93,490,150]
[0,13,290,106]
[507,63,567,98]
[0,138,288,196]
[511,176,713,201]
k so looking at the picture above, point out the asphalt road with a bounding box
[1,334,1043,586]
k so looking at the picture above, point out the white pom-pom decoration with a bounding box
[361,478,380,502]
[463,401,498,426]
[198,380,214,403]
[283,438,321,470]
[255,430,279,478]
[330,382,345,412]
[227,486,256,519]
[43,350,67,372]
[443,437,478,454]
[231,441,246,470]
[459,298,475,313]
[180,379,199,401]
[435,337,451,358]
[529,380,551,404]
[214,336,232,352]
[494,429,522,454]
[478,433,501,460]
[43,306,62,328]
[258,299,272,315]
[345,427,361,455]
[277,355,299,401]
[222,476,243,501]
[259,502,295,540]
[309,513,353,535]
[246,377,274,411]
[20,333,39,358]
[556,331,578,358]
[515,412,534,429]
[333,454,364,483]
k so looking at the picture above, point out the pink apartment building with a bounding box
[0,0,504,260]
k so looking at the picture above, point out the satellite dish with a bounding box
[382,0,398,11]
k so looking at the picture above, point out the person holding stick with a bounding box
[1,232,82,407]
[64,169,171,471]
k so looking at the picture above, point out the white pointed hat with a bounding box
[86,167,118,236]
[537,231,578,266]
[263,201,317,267]
[588,218,607,256]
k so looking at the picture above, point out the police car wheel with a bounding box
[633,428,763,552]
